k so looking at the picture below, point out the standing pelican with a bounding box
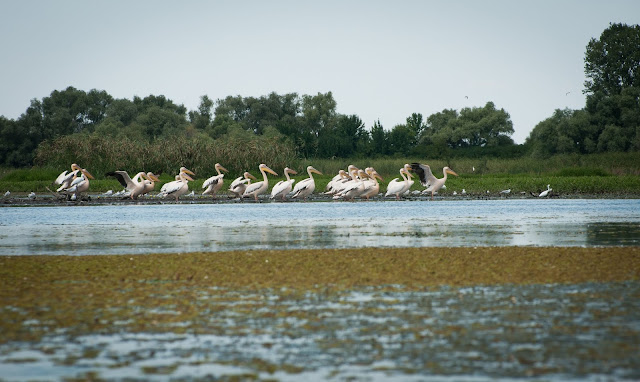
[243,164,278,201]
[335,169,369,200]
[64,168,95,200]
[360,168,383,200]
[410,163,458,200]
[202,163,229,198]
[106,171,146,193]
[130,172,160,199]
[291,166,322,201]
[538,184,552,197]
[229,172,257,198]
[385,168,413,200]
[159,168,195,201]
[55,163,81,191]
[270,167,297,201]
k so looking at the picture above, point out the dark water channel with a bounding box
[1,199,639,255]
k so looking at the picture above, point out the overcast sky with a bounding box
[1,1,638,143]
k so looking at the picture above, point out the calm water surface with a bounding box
[2,199,640,381]
[1,199,639,255]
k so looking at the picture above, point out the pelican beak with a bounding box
[247,173,257,180]
[375,172,383,181]
[406,172,414,178]
[219,165,229,173]
[183,168,196,176]
[82,169,95,179]
[447,169,459,176]
[183,173,194,182]
[311,168,322,175]
[289,169,298,175]
[264,166,278,176]
[149,174,160,182]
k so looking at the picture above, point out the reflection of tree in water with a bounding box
[587,223,640,246]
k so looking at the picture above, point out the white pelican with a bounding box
[28,192,36,200]
[202,163,229,197]
[64,168,95,199]
[360,169,383,200]
[326,165,356,192]
[401,163,415,196]
[271,167,297,201]
[336,169,369,200]
[291,166,322,201]
[159,168,195,201]
[538,184,552,197]
[385,168,413,200]
[324,170,350,195]
[130,172,160,199]
[55,163,81,191]
[229,172,257,198]
[107,171,146,192]
[410,163,458,200]
[243,164,278,201]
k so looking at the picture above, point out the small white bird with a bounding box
[103,190,113,196]
[3,190,10,198]
[28,192,36,199]
[461,189,466,195]
[70,194,77,201]
[539,184,552,197]
[500,189,511,195]
[453,191,458,196]
[188,190,195,197]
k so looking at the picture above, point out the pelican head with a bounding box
[181,173,194,182]
[71,163,81,171]
[244,172,257,180]
[284,167,298,175]
[307,166,322,175]
[81,168,95,179]
[146,172,160,182]
[179,167,196,176]
[215,163,228,173]
[259,164,278,176]
[444,167,458,176]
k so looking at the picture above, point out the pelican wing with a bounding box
[160,180,184,195]
[203,174,223,189]
[55,170,69,185]
[410,163,437,188]
[243,181,264,196]
[106,171,136,190]
[291,178,314,197]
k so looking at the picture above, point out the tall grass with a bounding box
[33,134,298,178]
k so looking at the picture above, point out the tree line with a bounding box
[0,23,637,169]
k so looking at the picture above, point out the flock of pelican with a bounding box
[42,162,467,202]
[1,162,553,202]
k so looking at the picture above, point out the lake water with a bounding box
[2,199,640,381]
[1,199,639,255]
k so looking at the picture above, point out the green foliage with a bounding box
[584,23,640,96]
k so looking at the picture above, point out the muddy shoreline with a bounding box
[2,247,639,380]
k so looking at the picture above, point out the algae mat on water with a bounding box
[1,246,639,343]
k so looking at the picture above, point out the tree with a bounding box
[370,120,388,157]
[584,23,640,96]
[189,95,214,130]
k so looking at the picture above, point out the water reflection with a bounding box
[1,199,639,255]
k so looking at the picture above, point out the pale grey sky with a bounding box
[1,1,638,143]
